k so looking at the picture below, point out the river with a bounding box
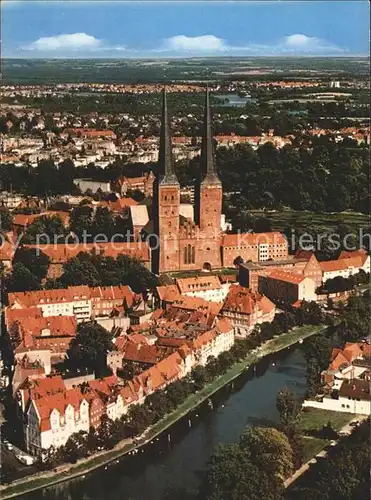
[20,348,307,500]
[214,93,257,107]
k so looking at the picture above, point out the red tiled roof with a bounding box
[8,285,135,310]
[320,256,365,273]
[223,284,275,315]
[96,197,138,211]
[171,296,223,316]
[338,249,368,260]
[12,211,70,229]
[122,340,163,364]
[24,241,150,263]
[13,315,77,338]
[328,352,350,371]
[0,239,15,261]
[268,270,306,285]
[156,285,181,302]
[339,379,371,401]
[176,275,221,293]
[222,232,287,247]
[64,128,116,138]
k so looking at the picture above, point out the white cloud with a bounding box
[25,33,102,51]
[282,33,342,53]
[164,35,226,53]
[16,31,343,58]
[156,33,343,56]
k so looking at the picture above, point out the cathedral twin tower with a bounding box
[151,88,223,275]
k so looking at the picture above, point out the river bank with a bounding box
[1,323,326,500]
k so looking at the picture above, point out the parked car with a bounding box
[16,454,34,465]
[5,443,13,451]
[350,420,359,427]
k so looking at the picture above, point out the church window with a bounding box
[184,244,195,264]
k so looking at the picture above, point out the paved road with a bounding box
[284,414,368,488]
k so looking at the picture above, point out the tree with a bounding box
[93,207,116,238]
[62,431,88,463]
[69,205,93,238]
[7,262,42,292]
[125,404,152,436]
[96,415,116,449]
[190,365,209,390]
[22,215,68,244]
[239,427,294,480]
[201,443,267,500]
[67,321,113,375]
[253,217,272,233]
[201,426,293,500]
[165,380,191,407]
[276,388,302,430]
[0,208,13,232]
[13,247,50,282]
[60,252,101,287]
[145,390,173,420]
[205,356,221,378]
[233,255,244,267]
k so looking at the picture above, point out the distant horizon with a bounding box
[3,55,370,61]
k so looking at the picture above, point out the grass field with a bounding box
[248,210,369,232]
[299,408,355,434]
[300,436,329,463]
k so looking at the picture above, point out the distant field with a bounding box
[248,210,370,232]
[2,57,369,84]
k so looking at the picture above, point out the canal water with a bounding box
[21,348,307,500]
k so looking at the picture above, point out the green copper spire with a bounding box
[201,86,221,185]
[158,87,179,184]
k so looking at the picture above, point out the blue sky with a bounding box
[2,1,369,58]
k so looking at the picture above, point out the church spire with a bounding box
[201,86,221,184]
[158,87,178,184]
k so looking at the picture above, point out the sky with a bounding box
[2,1,370,58]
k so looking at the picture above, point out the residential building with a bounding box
[258,271,317,306]
[221,284,276,337]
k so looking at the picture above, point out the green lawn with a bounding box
[299,408,354,434]
[247,209,369,233]
[300,436,329,463]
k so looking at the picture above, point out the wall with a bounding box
[302,397,371,415]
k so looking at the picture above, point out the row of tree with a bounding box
[2,247,158,294]
[0,135,369,214]
[321,270,369,294]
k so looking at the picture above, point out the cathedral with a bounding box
[151,88,223,274]
[149,88,289,275]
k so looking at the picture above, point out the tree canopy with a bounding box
[67,321,113,376]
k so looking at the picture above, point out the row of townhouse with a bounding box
[156,282,276,338]
[7,285,138,323]
[239,249,370,307]
[156,274,234,307]
[18,312,235,456]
